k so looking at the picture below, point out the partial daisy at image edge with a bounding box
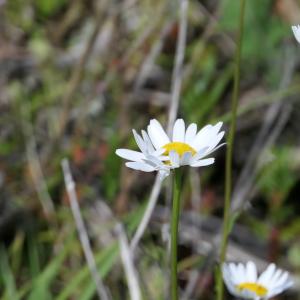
[222,261,293,300]
[291,24,300,43]
[115,118,225,179]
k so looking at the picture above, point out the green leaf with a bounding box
[227,211,241,235]
[0,246,19,300]
[27,232,76,300]
[34,0,67,17]
[56,243,119,300]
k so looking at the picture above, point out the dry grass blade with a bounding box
[20,106,55,217]
[130,175,162,252]
[116,224,142,300]
[61,159,110,300]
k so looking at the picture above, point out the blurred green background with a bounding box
[0,0,300,299]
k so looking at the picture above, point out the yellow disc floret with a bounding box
[236,282,268,297]
[163,142,196,157]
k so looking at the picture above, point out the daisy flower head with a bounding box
[292,25,300,44]
[222,261,293,300]
[116,126,171,180]
[116,118,224,179]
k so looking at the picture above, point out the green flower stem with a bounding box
[171,168,183,300]
[216,1,246,300]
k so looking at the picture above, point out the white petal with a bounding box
[228,263,242,285]
[143,154,166,168]
[172,119,185,142]
[152,148,166,157]
[116,149,145,161]
[125,161,155,172]
[142,158,160,169]
[291,25,299,31]
[245,261,257,282]
[169,150,180,167]
[147,126,162,150]
[132,129,147,153]
[236,263,246,283]
[222,267,238,295]
[203,143,226,157]
[158,169,170,180]
[223,264,239,286]
[292,25,300,43]
[212,121,223,134]
[190,158,215,167]
[258,264,276,286]
[191,122,223,151]
[281,278,293,289]
[207,122,223,137]
[272,269,283,281]
[180,152,192,166]
[206,131,225,152]
[150,120,170,142]
[185,123,197,144]
[147,119,170,149]
[190,147,209,163]
[158,155,170,161]
[228,263,236,277]
[273,271,289,287]
[141,130,155,153]
[267,269,283,290]
[268,276,293,298]
[190,124,213,150]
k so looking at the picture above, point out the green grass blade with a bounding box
[56,242,118,300]
[0,245,19,300]
[27,232,75,300]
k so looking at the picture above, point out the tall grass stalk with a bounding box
[216,0,246,299]
[171,169,183,300]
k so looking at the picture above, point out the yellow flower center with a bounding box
[236,282,268,297]
[163,142,196,157]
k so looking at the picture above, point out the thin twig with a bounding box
[181,270,198,300]
[21,106,55,217]
[89,200,142,300]
[26,136,55,217]
[116,224,142,300]
[61,159,110,300]
[130,175,162,251]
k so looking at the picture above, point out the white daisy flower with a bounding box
[116,118,224,178]
[149,118,225,168]
[222,261,293,300]
[116,127,171,180]
[292,25,300,44]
